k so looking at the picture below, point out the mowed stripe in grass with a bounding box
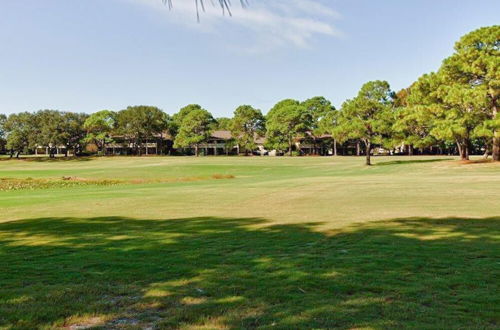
[0,156,498,226]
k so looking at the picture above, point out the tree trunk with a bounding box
[365,141,372,166]
[483,148,490,159]
[333,139,337,156]
[408,144,414,156]
[289,137,293,156]
[356,141,361,156]
[457,142,463,159]
[457,141,469,161]
[195,145,199,157]
[491,100,499,161]
[492,136,500,161]
[493,134,500,162]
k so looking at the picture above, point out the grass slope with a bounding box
[0,156,498,329]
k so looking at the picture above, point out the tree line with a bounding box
[0,26,498,164]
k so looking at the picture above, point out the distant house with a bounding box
[34,144,68,156]
[105,132,173,155]
[103,130,265,156]
[196,130,237,156]
[37,130,349,157]
[296,133,334,156]
[190,130,268,156]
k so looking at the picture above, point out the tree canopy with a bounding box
[60,112,88,156]
[4,112,37,158]
[266,99,311,156]
[214,117,233,131]
[0,114,6,153]
[230,105,265,155]
[171,104,204,137]
[440,25,500,160]
[83,110,117,155]
[174,107,214,156]
[334,81,394,165]
[302,96,336,135]
[117,106,169,155]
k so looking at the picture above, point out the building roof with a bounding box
[254,135,267,144]
[211,130,233,140]
[297,132,333,141]
[210,130,266,144]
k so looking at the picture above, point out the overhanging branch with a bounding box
[162,0,249,21]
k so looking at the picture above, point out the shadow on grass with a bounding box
[374,158,453,166]
[0,216,498,329]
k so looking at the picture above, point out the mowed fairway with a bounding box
[0,156,499,329]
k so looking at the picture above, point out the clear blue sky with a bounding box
[1,0,498,117]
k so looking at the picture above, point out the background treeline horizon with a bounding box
[1,26,498,165]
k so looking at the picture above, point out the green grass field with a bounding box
[0,156,499,329]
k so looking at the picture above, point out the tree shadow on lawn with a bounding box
[374,158,453,166]
[0,216,498,329]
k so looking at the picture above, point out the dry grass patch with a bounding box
[211,174,235,180]
[0,177,121,191]
[458,158,500,165]
[130,174,235,184]
[0,156,94,162]
[0,174,235,191]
